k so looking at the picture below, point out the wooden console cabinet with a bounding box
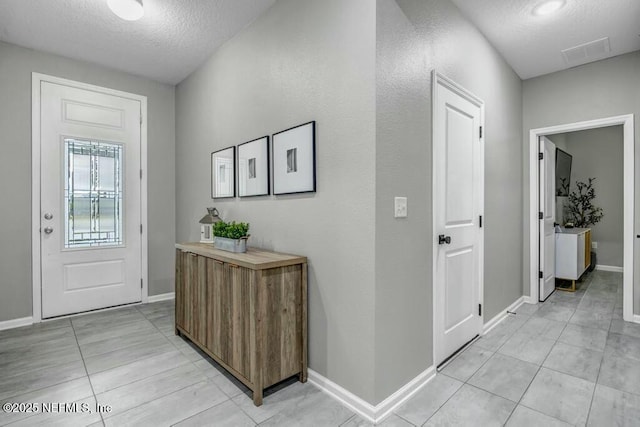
[174,242,307,406]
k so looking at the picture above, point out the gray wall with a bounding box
[551,127,624,267]
[175,0,377,403]
[522,52,640,311]
[0,41,176,322]
[374,0,523,403]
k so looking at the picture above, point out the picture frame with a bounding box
[238,136,270,197]
[211,146,236,198]
[272,121,316,195]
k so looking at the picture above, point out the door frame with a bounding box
[528,114,634,322]
[31,73,148,323]
[431,71,485,365]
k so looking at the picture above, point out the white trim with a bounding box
[140,96,149,303]
[633,315,640,325]
[373,366,436,422]
[31,74,42,323]
[0,317,34,331]
[147,292,175,303]
[595,265,624,273]
[308,369,376,422]
[528,114,634,322]
[482,297,524,335]
[523,296,537,305]
[31,73,149,322]
[308,366,436,424]
[431,71,485,367]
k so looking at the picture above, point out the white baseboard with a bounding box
[523,296,537,305]
[374,366,437,422]
[595,265,624,273]
[482,297,525,335]
[0,316,33,331]
[148,292,175,303]
[308,366,436,424]
[633,315,640,325]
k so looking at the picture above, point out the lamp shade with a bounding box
[107,0,144,21]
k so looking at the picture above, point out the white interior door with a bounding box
[539,136,556,301]
[40,80,142,318]
[434,75,484,366]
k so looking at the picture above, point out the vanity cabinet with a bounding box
[175,242,307,406]
[555,228,591,291]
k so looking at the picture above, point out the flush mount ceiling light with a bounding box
[107,0,144,21]
[533,0,566,16]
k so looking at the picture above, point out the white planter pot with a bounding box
[214,236,248,253]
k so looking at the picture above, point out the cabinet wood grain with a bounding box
[174,243,307,406]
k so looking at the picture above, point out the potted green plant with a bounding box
[564,178,604,228]
[213,220,250,253]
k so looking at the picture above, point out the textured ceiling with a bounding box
[2,1,638,83]
[450,0,640,79]
[0,0,276,84]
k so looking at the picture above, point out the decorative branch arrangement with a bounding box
[564,177,604,228]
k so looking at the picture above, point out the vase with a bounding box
[214,236,248,253]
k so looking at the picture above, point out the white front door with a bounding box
[539,136,556,301]
[433,74,484,366]
[39,80,143,318]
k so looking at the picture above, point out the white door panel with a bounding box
[434,75,483,366]
[539,136,556,301]
[40,81,142,318]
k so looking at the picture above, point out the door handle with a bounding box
[438,234,451,245]
[43,227,54,234]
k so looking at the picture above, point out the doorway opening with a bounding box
[528,115,635,322]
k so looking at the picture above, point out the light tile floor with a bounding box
[1,270,638,426]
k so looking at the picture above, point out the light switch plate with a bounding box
[592,241,598,249]
[394,197,407,218]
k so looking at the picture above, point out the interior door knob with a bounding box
[44,213,53,220]
[43,227,54,234]
[438,234,451,245]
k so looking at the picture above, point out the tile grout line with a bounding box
[584,298,615,426]
[129,303,241,426]
[168,399,245,427]
[90,303,216,424]
[513,273,617,425]
[507,278,584,425]
[500,312,554,426]
[394,412,418,426]
[69,318,106,427]
[139,304,263,417]
[479,291,578,425]
[420,313,531,426]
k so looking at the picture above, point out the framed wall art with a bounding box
[272,121,316,195]
[211,146,236,198]
[238,136,270,197]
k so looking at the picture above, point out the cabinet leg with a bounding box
[299,369,308,383]
[252,388,263,406]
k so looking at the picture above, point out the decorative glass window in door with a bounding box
[63,138,124,248]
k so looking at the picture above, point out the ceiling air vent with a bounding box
[561,37,611,66]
